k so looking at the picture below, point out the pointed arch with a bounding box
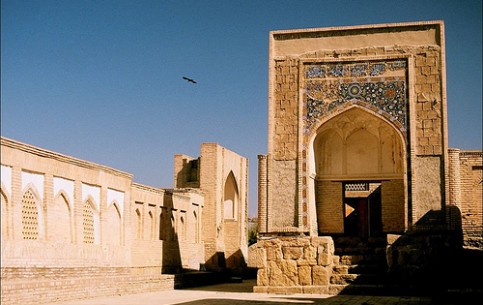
[105,202,122,245]
[21,187,43,240]
[159,209,166,241]
[170,213,176,241]
[223,171,239,220]
[308,105,408,235]
[147,211,154,240]
[49,192,73,242]
[179,214,186,241]
[1,188,9,240]
[0,181,11,203]
[135,208,142,239]
[308,105,406,180]
[193,210,199,243]
[82,198,99,244]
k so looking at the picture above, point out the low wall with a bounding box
[253,236,339,294]
[0,266,175,305]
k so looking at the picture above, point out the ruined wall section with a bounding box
[173,154,200,189]
[198,144,222,269]
[198,143,248,273]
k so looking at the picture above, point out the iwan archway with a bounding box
[256,21,449,294]
[307,106,407,237]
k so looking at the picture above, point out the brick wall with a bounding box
[316,181,343,234]
[0,137,208,304]
[381,179,406,232]
[263,22,447,236]
[459,151,482,247]
[198,143,248,272]
[0,267,174,305]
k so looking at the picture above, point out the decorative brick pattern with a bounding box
[82,201,95,244]
[21,189,39,240]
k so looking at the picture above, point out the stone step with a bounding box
[337,254,387,266]
[174,271,226,289]
[330,283,418,296]
[335,246,387,256]
[333,263,387,275]
[330,273,387,285]
[333,236,387,248]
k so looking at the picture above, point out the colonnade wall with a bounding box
[0,136,207,304]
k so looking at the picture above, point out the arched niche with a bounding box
[307,106,407,235]
[310,106,405,180]
[223,172,239,220]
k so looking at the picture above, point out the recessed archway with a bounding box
[223,171,239,220]
[307,106,407,236]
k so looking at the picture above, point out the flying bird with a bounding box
[182,76,197,84]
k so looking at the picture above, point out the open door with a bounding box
[344,182,382,239]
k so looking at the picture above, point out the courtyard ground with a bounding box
[41,278,474,305]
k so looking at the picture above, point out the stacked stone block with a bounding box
[253,236,338,294]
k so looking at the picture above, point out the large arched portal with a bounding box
[309,106,407,237]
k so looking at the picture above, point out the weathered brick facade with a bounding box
[256,21,482,294]
[259,21,453,236]
[448,149,483,248]
[0,137,248,304]
[174,143,249,274]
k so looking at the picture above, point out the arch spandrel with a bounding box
[302,59,409,140]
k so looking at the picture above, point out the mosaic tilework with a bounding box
[303,60,408,134]
[304,60,406,78]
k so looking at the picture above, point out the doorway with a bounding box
[343,182,382,239]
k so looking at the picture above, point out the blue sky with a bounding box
[2,0,482,217]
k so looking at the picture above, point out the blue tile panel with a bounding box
[303,60,408,134]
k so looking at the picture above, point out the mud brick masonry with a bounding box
[1,20,481,303]
[254,21,482,293]
[1,139,248,305]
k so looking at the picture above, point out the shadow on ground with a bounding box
[183,278,257,293]
[171,295,436,305]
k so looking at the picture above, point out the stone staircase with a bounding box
[330,236,396,295]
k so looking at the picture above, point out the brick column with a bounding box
[447,148,461,208]
[258,155,268,233]
[100,186,107,244]
[11,167,22,240]
[74,180,83,244]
